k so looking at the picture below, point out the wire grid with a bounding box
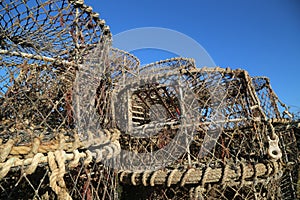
[115,60,296,199]
[110,48,140,79]
[116,62,269,166]
[0,161,119,199]
[0,0,112,143]
[112,58,197,170]
[120,185,191,199]
[252,76,299,199]
[252,76,292,119]
[275,126,298,199]
[0,0,120,199]
[0,1,298,199]
[296,124,300,199]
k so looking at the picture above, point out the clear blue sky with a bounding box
[86,0,300,114]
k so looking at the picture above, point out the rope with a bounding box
[48,151,72,200]
[0,129,120,163]
[139,57,195,75]
[189,185,205,200]
[0,139,14,162]
[167,168,179,187]
[180,168,195,187]
[67,0,112,37]
[268,118,300,129]
[119,161,281,187]
[0,140,120,180]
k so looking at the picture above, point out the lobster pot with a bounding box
[112,58,198,170]
[0,0,119,199]
[116,63,288,199]
[0,0,112,144]
[116,62,272,167]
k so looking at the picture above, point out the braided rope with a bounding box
[48,150,72,200]
[139,57,196,75]
[119,161,281,187]
[268,118,300,129]
[0,144,119,180]
[141,57,195,69]
[68,0,112,37]
[0,129,120,162]
[0,136,120,180]
[0,49,78,66]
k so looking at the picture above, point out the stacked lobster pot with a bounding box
[0,0,299,200]
[116,59,299,199]
[0,0,122,199]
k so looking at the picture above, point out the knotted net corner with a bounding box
[0,0,123,199]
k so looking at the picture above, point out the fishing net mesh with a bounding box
[116,62,298,200]
[0,0,120,199]
[0,0,299,200]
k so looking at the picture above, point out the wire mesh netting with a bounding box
[0,0,120,199]
[252,76,294,120]
[0,0,299,200]
[115,61,299,199]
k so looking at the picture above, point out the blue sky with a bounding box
[86,0,300,114]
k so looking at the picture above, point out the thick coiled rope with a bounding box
[119,161,281,187]
[0,129,121,180]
